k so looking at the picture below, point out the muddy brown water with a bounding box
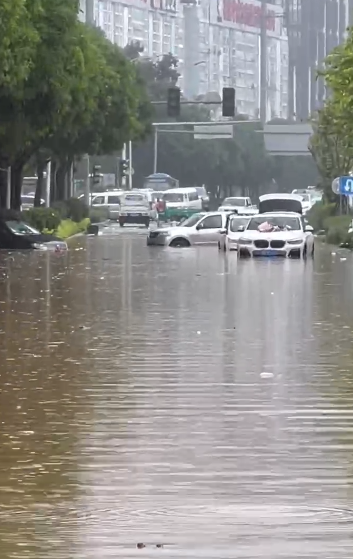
[1,227,353,558]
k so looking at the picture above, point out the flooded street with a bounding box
[1,225,353,558]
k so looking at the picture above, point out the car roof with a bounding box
[164,187,197,194]
[259,193,303,203]
[253,211,301,217]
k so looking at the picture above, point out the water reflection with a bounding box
[0,237,353,558]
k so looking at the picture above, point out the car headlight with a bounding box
[32,243,48,250]
[287,239,304,245]
[158,231,170,236]
[238,238,252,244]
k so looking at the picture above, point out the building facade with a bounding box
[91,0,289,119]
[286,0,352,119]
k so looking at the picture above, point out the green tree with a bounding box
[309,103,353,201]
[308,29,353,200]
[0,3,151,208]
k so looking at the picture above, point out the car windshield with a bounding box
[223,197,246,206]
[195,187,207,197]
[229,217,250,232]
[163,192,184,202]
[6,220,40,235]
[123,194,145,203]
[247,215,301,231]
[179,213,205,227]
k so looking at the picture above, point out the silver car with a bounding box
[147,212,229,247]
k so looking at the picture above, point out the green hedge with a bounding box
[23,198,89,232]
[306,202,337,232]
[55,218,90,239]
[22,207,61,232]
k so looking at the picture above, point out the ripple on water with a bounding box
[0,237,353,558]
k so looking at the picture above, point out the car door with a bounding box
[193,214,223,244]
[107,195,121,217]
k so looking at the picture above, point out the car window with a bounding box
[124,194,145,203]
[107,196,121,204]
[189,192,198,201]
[180,213,205,227]
[247,215,301,231]
[92,196,105,205]
[6,220,40,235]
[163,192,184,202]
[223,197,246,206]
[200,215,222,229]
[229,217,250,232]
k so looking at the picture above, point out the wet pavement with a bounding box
[1,223,353,558]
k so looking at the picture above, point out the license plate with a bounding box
[261,250,278,256]
[128,213,139,216]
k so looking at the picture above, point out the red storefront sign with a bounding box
[223,0,276,32]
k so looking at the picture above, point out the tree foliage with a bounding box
[309,28,353,200]
[0,3,151,208]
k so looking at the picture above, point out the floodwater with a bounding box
[1,226,353,559]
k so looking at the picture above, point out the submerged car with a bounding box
[147,211,229,247]
[218,214,250,251]
[237,212,314,259]
[0,216,68,250]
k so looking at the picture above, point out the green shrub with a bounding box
[323,215,351,232]
[65,197,89,222]
[325,216,353,247]
[55,218,90,239]
[306,202,337,231]
[89,207,109,223]
[22,207,61,232]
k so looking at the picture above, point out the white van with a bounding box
[119,191,150,227]
[162,187,202,221]
[90,190,125,220]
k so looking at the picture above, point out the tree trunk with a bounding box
[11,162,24,210]
[50,159,57,204]
[55,160,68,202]
[34,158,47,207]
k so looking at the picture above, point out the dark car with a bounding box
[0,215,67,251]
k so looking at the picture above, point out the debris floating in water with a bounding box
[137,543,146,549]
[260,372,274,379]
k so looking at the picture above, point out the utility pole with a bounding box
[260,0,267,123]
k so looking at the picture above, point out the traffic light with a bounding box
[222,87,235,117]
[167,87,181,117]
[120,159,129,177]
[93,164,101,185]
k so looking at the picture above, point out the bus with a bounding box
[143,173,179,191]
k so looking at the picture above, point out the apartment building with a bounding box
[89,0,289,119]
[286,0,352,119]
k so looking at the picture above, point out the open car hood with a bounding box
[258,198,302,215]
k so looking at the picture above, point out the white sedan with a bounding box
[237,212,314,259]
[218,215,250,251]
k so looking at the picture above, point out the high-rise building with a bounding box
[286,0,352,119]
[92,0,289,119]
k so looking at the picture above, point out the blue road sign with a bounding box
[339,176,353,195]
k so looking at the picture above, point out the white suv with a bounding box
[237,212,314,259]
